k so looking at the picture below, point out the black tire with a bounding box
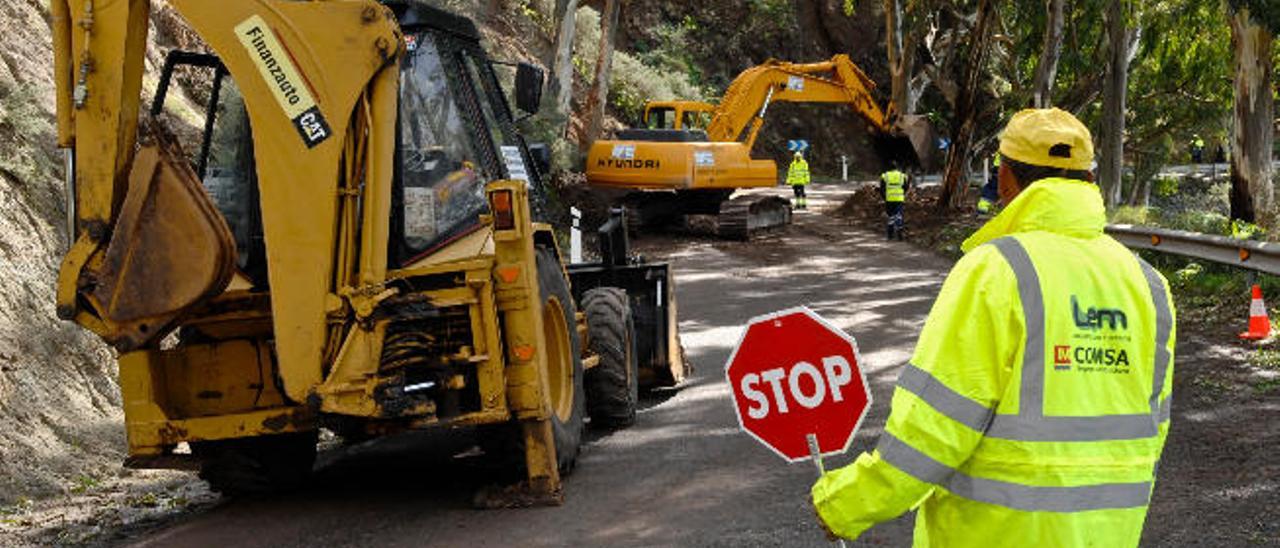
[583,287,639,428]
[480,247,586,475]
[193,431,318,497]
[536,246,587,471]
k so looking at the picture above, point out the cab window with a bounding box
[646,107,677,129]
[394,32,492,262]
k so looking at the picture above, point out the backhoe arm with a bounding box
[51,0,403,407]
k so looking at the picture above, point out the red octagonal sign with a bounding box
[725,306,871,462]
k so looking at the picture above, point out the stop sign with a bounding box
[725,307,871,462]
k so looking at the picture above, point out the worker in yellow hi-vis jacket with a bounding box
[812,108,1176,547]
[786,151,811,210]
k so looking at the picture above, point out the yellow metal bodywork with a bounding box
[586,54,896,193]
[52,0,582,499]
[587,141,775,191]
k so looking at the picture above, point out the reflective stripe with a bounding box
[984,237,1173,442]
[1137,258,1174,417]
[945,469,1152,513]
[986,413,1157,441]
[878,433,1153,512]
[897,364,994,433]
[990,237,1046,418]
[878,433,956,485]
[1158,397,1171,423]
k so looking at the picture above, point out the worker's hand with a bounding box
[812,499,840,542]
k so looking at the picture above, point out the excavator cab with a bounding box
[642,101,714,131]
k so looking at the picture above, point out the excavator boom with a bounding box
[705,54,892,149]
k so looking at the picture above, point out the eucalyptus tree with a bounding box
[1226,0,1279,224]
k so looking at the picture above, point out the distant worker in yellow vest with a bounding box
[1190,134,1205,164]
[880,164,909,240]
[812,108,1176,547]
[787,151,811,210]
[977,151,1000,215]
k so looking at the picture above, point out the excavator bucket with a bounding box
[875,114,938,171]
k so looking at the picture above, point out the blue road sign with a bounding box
[787,140,810,152]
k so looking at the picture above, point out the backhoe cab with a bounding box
[51,0,683,503]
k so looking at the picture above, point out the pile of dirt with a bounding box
[832,183,984,255]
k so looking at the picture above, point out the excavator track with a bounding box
[716,195,792,240]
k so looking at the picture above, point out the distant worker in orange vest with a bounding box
[787,151,812,210]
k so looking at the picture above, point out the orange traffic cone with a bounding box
[1239,284,1272,340]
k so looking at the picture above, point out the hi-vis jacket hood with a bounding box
[962,178,1106,253]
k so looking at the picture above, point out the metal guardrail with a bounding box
[1106,224,1280,275]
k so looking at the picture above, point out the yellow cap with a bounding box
[998,108,1093,171]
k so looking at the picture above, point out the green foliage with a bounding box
[1154,174,1180,197]
[572,6,705,124]
[1125,1,1233,194]
[69,474,100,495]
[1252,348,1280,370]
[631,16,707,92]
[843,0,857,16]
[1110,206,1153,225]
[0,497,32,516]
[749,0,794,21]
[1253,378,1280,394]
[991,0,1232,200]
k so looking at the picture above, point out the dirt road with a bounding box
[69,184,1280,546]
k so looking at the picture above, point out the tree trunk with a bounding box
[1098,0,1135,208]
[936,0,997,211]
[1229,7,1274,224]
[583,0,621,148]
[883,0,916,118]
[547,0,579,122]
[1031,0,1065,108]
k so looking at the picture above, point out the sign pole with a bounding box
[808,434,848,548]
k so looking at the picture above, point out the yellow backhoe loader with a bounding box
[585,55,930,239]
[50,0,683,504]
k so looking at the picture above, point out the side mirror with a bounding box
[515,62,544,114]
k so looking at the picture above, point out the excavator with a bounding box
[49,0,684,505]
[585,55,930,239]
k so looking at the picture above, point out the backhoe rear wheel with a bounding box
[537,246,587,471]
[193,431,318,497]
[583,287,639,428]
[481,247,585,474]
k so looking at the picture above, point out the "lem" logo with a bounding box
[1072,296,1127,331]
